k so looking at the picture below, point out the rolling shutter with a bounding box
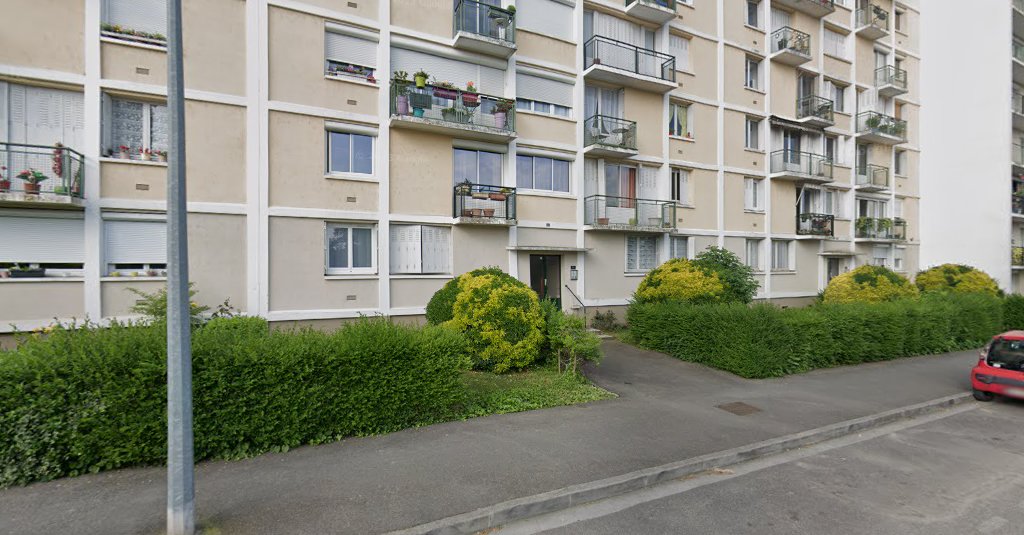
[516,73,573,107]
[325,31,377,68]
[104,219,167,265]
[390,224,423,274]
[669,35,690,71]
[0,216,85,263]
[391,49,504,94]
[421,226,451,274]
[519,0,573,41]
[103,0,167,36]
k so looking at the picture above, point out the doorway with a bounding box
[530,255,562,309]
[827,258,841,284]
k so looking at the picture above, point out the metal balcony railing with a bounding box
[856,111,907,140]
[797,95,834,123]
[584,115,637,152]
[0,142,84,199]
[875,65,907,91]
[584,195,677,229]
[1016,0,1024,13]
[770,150,833,179]
[1015,40,1024,62]
[391,81,515,133]
[1015,93,1024,116]
[627,0,676,9]
[1014,195,1024,215]
[1016,143,1024,166]
[771,27,810,56]
[855,217,906,240]
[856,4,889,32]
[453,0,515,45]
[583,35,676,82]
[856,164,890,189]
[797,213,834,237]
[453,183,516,220]
[1014,246,1024,267]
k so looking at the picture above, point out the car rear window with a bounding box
[988,340,1024,371]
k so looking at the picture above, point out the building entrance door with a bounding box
[530,255,562,309]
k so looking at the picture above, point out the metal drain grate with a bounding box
[716,401,762,416]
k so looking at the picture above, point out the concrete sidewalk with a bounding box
[0,341,978,535]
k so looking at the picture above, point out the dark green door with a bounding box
[529,255,561,309]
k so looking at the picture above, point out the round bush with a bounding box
[634,258,726,304]
[691,246,759,304]
[425,266,518,325]
[915,264,999,296]
[447,272,545,373]
[822,265,919,304]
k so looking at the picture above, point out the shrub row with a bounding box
[627,293,1003,379]
[1005,294,1024,330]
[0,317,468,487]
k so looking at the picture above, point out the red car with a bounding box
[972,331,1024,402]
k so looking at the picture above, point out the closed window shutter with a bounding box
[104,220,167,265]
[421,226,451,274]
[103,0,167,36]
[7,84,27,145]
[520,0,573,41]
[771,8,791,31]
[744,179,754,208]
[516,74,573,107]
[0,216,84,264]
[825,29,846,58]
[325,31,377,68]
[389,225,422,274]
[639,165,658,198]
[391,48,504,94]
[669,35,690,71]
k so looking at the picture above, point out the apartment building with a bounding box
[0,0,921,336]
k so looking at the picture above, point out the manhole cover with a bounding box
[716,402,762,416]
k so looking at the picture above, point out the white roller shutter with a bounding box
[0,216,84,263]
[104,219,167,265]
[518,0,573,42]
[669,35,690,71]
[516,74,573,107]
[103,0,167,36]
[389,225,422,274]
[771,8,791,31]
[639,165,658,198]
[325,31,377,68]
[421,226,451,274]
[391,49,505,94]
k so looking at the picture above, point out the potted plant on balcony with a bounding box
[493,98,514,129]
[489,4,514,27]
[414,69,429,88]
[9,264,45,278]
[0,166,8,192]
[442,106,470,124]
[489,186,512,201]
[393,71,411,115]
[462,82,480,107]
[482,208,496,217]
[471,187,490,200]
[865,113,882,130]
[155,150,168,163]
[596,217,610,225]
[433,80,459,100]
[17,169,47,194]
[456,180,473,196]
[855,217,873,236]
[118,145,130,159]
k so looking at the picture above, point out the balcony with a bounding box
[856,164,890,192]
[0,142,85,209]
[1015,143,1024,169]
[453,0,516,58]
[855,217,906,242]
[584,195,677,231]
[583,36,677,93]
[769,150,833,183]
[390,81,516,143]
[624,0,677,25]
[1014,246,1024,268]
[856,111,907,145]
[1015,93,1024,131]
[771,0,834,18]
[769,27,811,66]
[855,4,889,40]
[796,95,835,127]
[453,183,516,225]
[797,213,835,238]
[583,115,638,158]
[875,65,908,98]
[1013,195,1024,218]
[1015,41,1024,84]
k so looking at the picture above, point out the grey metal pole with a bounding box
[166,0,194,533]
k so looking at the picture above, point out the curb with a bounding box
[385,392,972,535]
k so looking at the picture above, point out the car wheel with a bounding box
[973,389,995,402]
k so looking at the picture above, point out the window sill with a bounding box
[624,272,649,277]
[324,273,378,280]
[894,173,908,179]
[325,173,378,183]
[743,24,765,33]
[677,203,696,209]
[516,190,575,199]
[390,274,455,279]
[674,68,696,77]
[515,109,575,123]
[744,148,765,155]
[834,110,852,117]
[744,209,765,214]
[100,157,168,167]
[101,276,167,282]
[0,276,84,283]
[771,270,797,275]
[100,35,167,52]
[324,74,380,89]
[823,52,851,63]
[669,135,696,143]
[743,86,766,95]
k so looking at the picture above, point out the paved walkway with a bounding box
[0,341,978,535]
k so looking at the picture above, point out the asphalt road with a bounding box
[499,399,1024,535]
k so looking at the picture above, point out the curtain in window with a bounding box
[110,99,144,152]
[824,29,847,58]
[149,104,169,153]
[770,8,790,31]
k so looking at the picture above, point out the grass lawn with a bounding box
[458,364,615,418]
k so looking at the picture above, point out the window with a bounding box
[872,245,889,267]
[103,219,167,276]
[0,215,85,274]
[745,239,762,270]
[515,99,571,118]
[325,29,377,80]
[771,240,792,271]
[518,0,574,41]
[824,136,837,162]
[669,102,691,138]
[825,80,846,113]
[745,57,761,90]
[745,117,761,150]
[516,155,571,192]
[894,247,905,271]
[325,223,375,274]
[894,10,904,32]
[390,225,451,274]
[102,0,167,42]
[626,235,659,272]
[824,29,847,59]
[516,73,573,117]
[895,150,906,175]
[670,34,691,71]
[746,1,761,28]
[103,96,168,159]
[671,236,690,259]
[605,164,637,206]
[327,130,373,175]
[744,178,764,211]
[671,168,690,205]
[454,149,502,186]
[857,198,888,219]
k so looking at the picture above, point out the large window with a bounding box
[824,29,848,59]
[327,130,373,175]
[0,215,85,275]
[325,223,375,275]
[103,95,168,159]
[102,0,167,41]
[671,168,690,205]
[670,236,690,260]
[325,28,377,80]
[516,99,571,118]
[744,178,764,211]
[825,80,847,113]
[516,73,573,118]
[390,225,451,274]
[104,218,167,277]
[771,240,792,271]
[516,155,570,192]
[605,164,637,207]
[454,149,502,186]
[626,235,659,272]
[745,239,762,270]
[745,57,761,90]
[670,34,691,71]
[669,102,691,138]
[745,117,761,149]
[872,245,890,267]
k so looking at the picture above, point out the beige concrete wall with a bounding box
[391,0,450,39]
[582,232,642,300]
[100,161,167,201]
[901,244,920,275]
[901,196,919,243]
[855,37,876,87]
[670,102,716,165]
[834,219,852,239]
[902,55,920,103]
[681,36,717,101]
[268,6,380,114]
[900,103,919,146]
[832,111,851,133]
[0,282,84,322]
[790,13,821,72]
[724,172,765,232]
[771,181,797,234]
[189,213,248,309]
[679,0,716,35]
[824,2,853,27]
[724,46,766,110]
[723,110,765,172]
[724,0,765,50]
[517,228,576,249]
[771,242,821,293]
[390,128,453,217]
[101,279,165,317]
[268,216,379,311]
[1,0,84,74]
[453,226,509,273]
[516,114,576,146]
[183,0,246,96]
[770,64,798,119]
[517,31,576,70]
[101,42,167,86]
[390,277,450,309]
[268,111,379,211]
[894,7,918,55]
[679,168,716,230]
[822,54,852,81]
[625,88,664,158]
[305,0,379,21]
[894,150,918,197]
[517,195,577,224]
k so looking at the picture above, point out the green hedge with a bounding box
[627,293,1003,379]
[1004,295,1024,330]
[0,317,468,487]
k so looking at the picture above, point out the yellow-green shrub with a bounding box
[915,264,1000,296]
[822,265,918,304]
[633,258,726,304]
[447,273,545,373]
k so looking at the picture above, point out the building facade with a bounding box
[0,0,921,335]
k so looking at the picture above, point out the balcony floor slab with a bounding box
[583,64,677,94]
[453,31,517,59]
[390,115,516,143]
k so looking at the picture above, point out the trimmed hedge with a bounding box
[915,264,1000,296]
[0,317,469,487]
[628,293,1002,379]
[1005,295,1024,330]
[822,265,918,304]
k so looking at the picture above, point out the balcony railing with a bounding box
[797,213,834,237]
[856,164,890,189]
[1016,0,1024,12]
[627,0,676,9]
[454,183,516,220]
[770,150,833,179]
[875,65,907,91]
[584,195,677,230]
[855,217,906,240]
[453,0,515,45]
[1015,93,1024,116]
[1015,143,1024,166]
[0,142,84,200]
[856,111,907,141]
[1015,40,1024,62]
[390,81,515,133]
[1014,195,1024,215]
[584,115,637,152]
[797,95,834,123]
[771,27,810,57]
[583,35,675,82]
[1014,246,1024,267]
[856,4,889,32]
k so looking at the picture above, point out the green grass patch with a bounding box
[459,364,614,417]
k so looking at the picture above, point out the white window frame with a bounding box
[746,1,761,28]
[325,222,377,275]
[670,235,691,260]
[745,238,763,271]
[894,149,906,176]
[516,154,572,193]
[326,128,375,177]
[103,95,167,159]
[771,240,794,272]
[626,235,659,273]
[669,101,692,138]
[515,98,572,118]
[745,57,761,90]
[745,117,761,150]
[671,168,691,205]
[744,177,764,211]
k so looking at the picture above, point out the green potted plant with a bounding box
[9,264,45,278]
[865,113,881,130]
[393,71,411,115]
[414,69,429,88]
[456,180,473,196]
[16,169,47,194]
[493,98,514,129]
[628,217,638,226]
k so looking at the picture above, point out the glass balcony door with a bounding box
[605,164,637,210]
